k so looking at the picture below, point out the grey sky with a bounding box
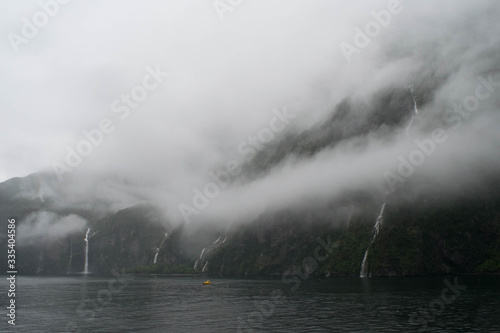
[1,0,499,225]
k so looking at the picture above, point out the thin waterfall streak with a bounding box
[360,203,386,278]
[84,228,90,274]
[153,251,159,264]
[409,84,419,114]
[406,116,414,133]
[346,204,353,230]
[153,233,168,264]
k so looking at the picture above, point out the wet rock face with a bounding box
[5,190,500,277]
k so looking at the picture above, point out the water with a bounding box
[199,248,206,260]
[194,248,206,270]
[406,115,415,133]
[153,233,168,264]
[83,228,90,274]
[153,251,159,264]
[360,203,386,278]
[3,275,499,332]
[409,84,419,115]
[195,237,225,271]
[346,204,353,230]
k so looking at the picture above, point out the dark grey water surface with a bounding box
[3,275,499,332]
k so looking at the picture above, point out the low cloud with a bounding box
[1,0,499,227]
[18,212,88,245]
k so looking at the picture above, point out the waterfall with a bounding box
[194,247,206,270]
[84,228,90,274]
[409,84,419,115]
[67,239,73,273]
[213,236,222,245]
[359,250,370,278]
[153,233,168,264]
[194,236,226,270]
[200,248,206,260]
[202,261,209,273]
[161,233,168,248]
[360,203,386,278]
[406,116,415,133]
[346,204,353,230]
[153,249,159,264]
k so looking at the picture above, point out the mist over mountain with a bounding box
[1,0,500,277]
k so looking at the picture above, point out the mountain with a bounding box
[1,85,499,277]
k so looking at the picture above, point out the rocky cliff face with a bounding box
[204,182,500,278]
[1,172,499,276]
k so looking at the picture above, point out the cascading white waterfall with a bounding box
[200,248,206,259]
[409,84,419,115]
[202,261,209,273]
[406,116,415,132]
[153,249,159,264]
[84,228,90,274]
[153,233,168,264]
[193,247,206,270]
[194,235,226,270]
[360,203,386,278]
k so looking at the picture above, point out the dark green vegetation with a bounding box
[2,173,498,277]
[207,180,500,277]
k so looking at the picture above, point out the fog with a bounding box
[17,212,87,245]
[1,0,499,225]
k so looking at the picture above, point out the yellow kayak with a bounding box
[203,280,211,285]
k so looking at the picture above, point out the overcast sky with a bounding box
[2,0,499,225]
